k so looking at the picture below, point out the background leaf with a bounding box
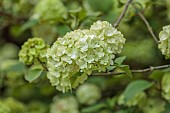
[114,56,126,65]
[118,65,132,77]
[25,69,43,83]
[163,102,170,113]
[123,80,154,101]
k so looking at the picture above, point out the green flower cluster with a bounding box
[158,25,170,59]
[46,20,126,92]
[0,98,25,113]
[161,73,170,101]
[19,38,49,65]
[76,83,101,105]
[32,0,67,23]
[138,98,165,113]
[2,0,37,17]
[118,92,146,107]
[50,96,79,113]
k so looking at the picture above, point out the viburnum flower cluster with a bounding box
[158,25,170,59]
[46,20,126,92]
[50,96,79,113]
[161,73,170,101]
[118,92,147,107]
[76,83,101,105]
[32,0,67,23]
[19,38,49,65]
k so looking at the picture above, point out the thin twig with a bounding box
[114,0,133,28]
[0,10,27,22]
[133,5,159,44]
[37,58,48,71]
[92,64,170,76]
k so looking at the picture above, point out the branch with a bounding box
[133,5,159,44]
[92,64,170,76]
[114,0,133,28]
[0,10,27,22]
[37,58,48,71]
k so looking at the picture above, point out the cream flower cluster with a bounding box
[158,25,170,59]
[76,83,101,105]
[161,73,170,101]
[19,38,49,65]
[46,20,126,92]
[50,96,79,113]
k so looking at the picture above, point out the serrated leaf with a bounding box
[119,65,132,77]
[114,56,126,65]
[25,69,43,83]
[123,80,154,101]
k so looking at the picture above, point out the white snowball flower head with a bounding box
[158,25,170,59]
[46,20,126,92]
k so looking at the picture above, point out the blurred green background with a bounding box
[0,0,170,113]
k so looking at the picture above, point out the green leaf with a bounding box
[114,56,126,65]
[106,66,116,71]
[163,102,170,113]
[87,0,113,12]
[115,110,128,113]
[150,70,164,82]
[106,97,117,107]
[5,62,26,73]
[25,69,43,83]
[20,19,38,33]
[81,103,106,113]
[119,65,132,77]
[123,80,154,101]
[56,24,71,36]
[69,7,82,13]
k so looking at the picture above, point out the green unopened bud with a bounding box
[139,98,165,113]
[32,0,67,23]
[118,92,147,107]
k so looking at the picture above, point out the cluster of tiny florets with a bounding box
[158,25,170,59]
[19,38,49,65]
[118,92,147,107]
[50,96,79,113]
[76,83,101,105]
[0,98,25,113]
[161,73,170,101]
[32,0,67,23]
[46,20,126,92]
[139,98,166,113]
